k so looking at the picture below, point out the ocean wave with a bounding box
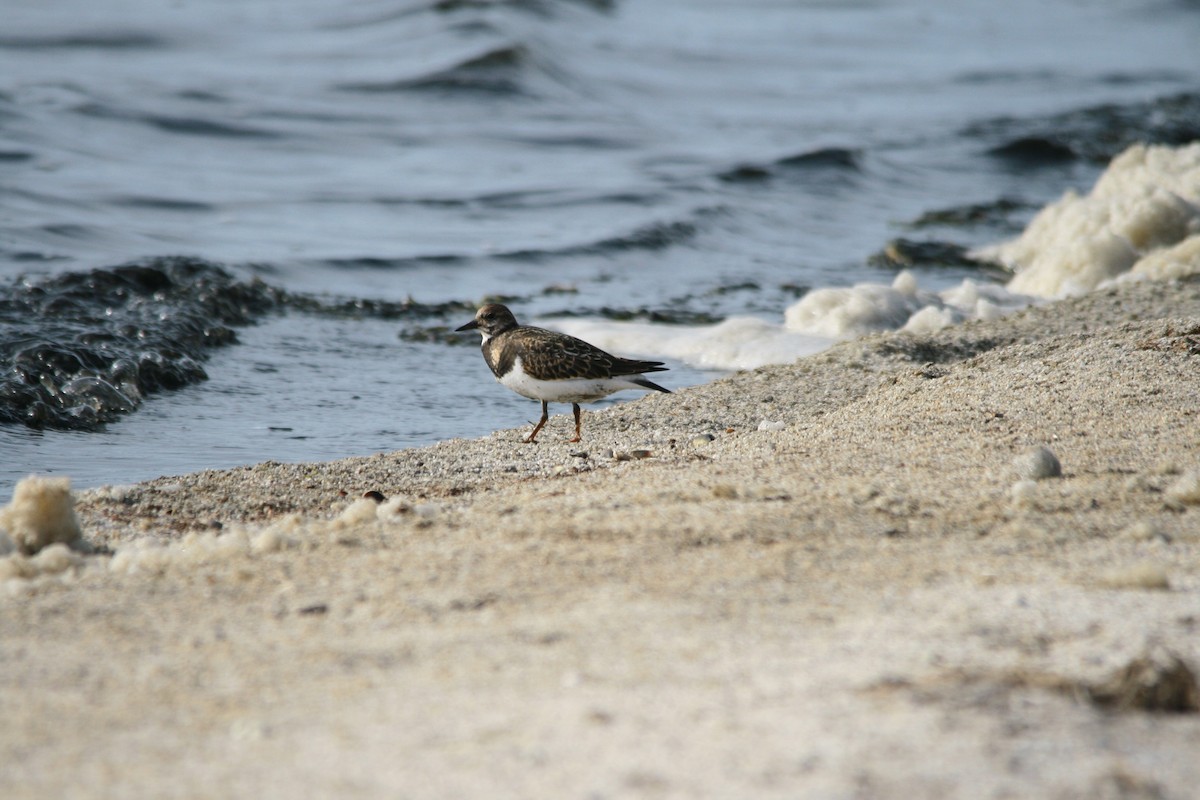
[575,218,699,254]
[0,32,167,50]
[110,196,217,212]
[326,0,612,29]
[553,141,1200,371]
[906,198,1033,231]
[973,91,1200,165]
[319,208,713,268]
[433,0,617,13]
[365,188,662,211]
[719,146,862,183]
[319,254,470,270]
[339,43,533,95]
[539,305,723,326]
[76,102,284,139]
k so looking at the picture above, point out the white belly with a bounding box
[499,357,645,403]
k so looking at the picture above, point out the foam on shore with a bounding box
[547,315,831,371]
[0,476,83,556]
[978,143,1200,297]
[551,143,1200,372]
[553,273,1026,371]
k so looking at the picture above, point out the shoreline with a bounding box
[4,275,1200,798]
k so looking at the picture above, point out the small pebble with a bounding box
[758,420,786,432]
[1012,446,1062,480]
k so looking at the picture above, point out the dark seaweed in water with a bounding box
[867,239,987,271]
[907,197,1033,231]
[0,258,550,430]
[0,257,283,430]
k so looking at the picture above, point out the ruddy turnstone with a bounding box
[456,303,670,443]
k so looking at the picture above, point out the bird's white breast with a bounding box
[499,356,644,403]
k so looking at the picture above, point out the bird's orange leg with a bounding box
[525,401,550,443]
[568,403,582,443]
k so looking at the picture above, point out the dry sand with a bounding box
[3,276,1200,799]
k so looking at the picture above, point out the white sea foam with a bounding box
[0,475,84,556]
[549,273,1026,371]
[785,272,1025,339]
[976,142,1200,297]
[548,316,831,372]
[550,143,1200,373]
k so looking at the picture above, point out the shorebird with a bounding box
[456,303,670,443]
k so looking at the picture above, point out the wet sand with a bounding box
[3,276,1200,799]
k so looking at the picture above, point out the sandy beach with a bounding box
[3,275,1200,799]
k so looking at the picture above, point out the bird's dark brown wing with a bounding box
[499,326,666,381]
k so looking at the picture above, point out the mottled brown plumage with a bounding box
[456,303,670,442]
[482,316,667,383]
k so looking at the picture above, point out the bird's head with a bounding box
[456,303,520,341]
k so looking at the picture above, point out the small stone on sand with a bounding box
[1012,446,1062,480]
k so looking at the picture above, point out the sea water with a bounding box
[2,0,1200,497]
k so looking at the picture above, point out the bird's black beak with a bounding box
[455,319,479,332]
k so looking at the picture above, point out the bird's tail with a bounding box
[631,376,671,394]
